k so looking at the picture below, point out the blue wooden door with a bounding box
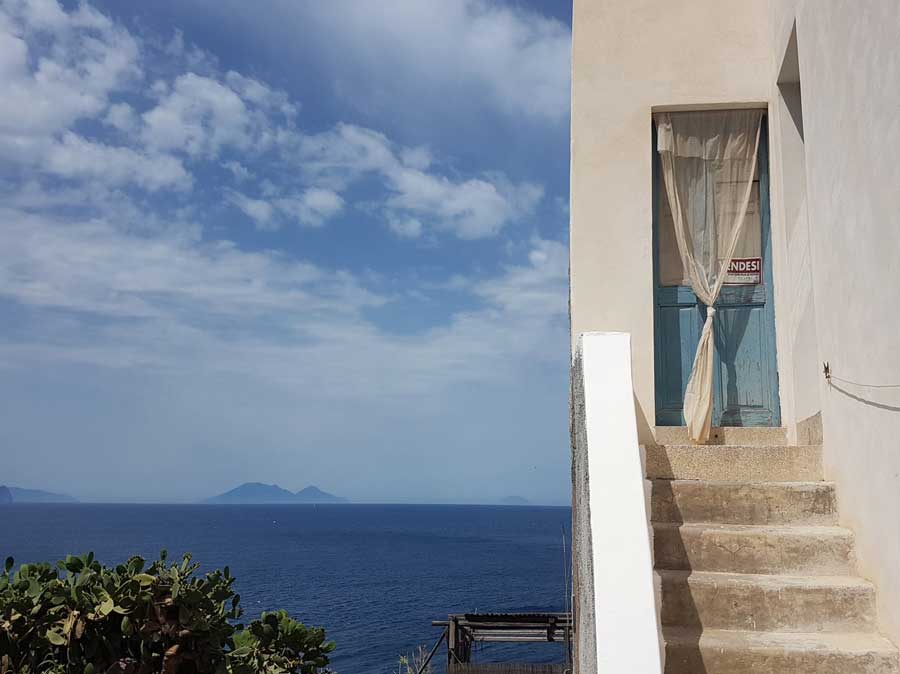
[653,118,781,427]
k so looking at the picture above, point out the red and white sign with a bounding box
[724,257,761,285]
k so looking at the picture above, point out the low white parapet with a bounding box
[571,332,663,674]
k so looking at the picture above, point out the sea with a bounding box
[0,504,572,673]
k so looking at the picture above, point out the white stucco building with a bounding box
[569,1,900,671]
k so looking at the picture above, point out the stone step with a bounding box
[654,426,789,446]
[658,570,876,633]
[653,522,856,575]
[663,627,900,674]
[650,480,838,525]
[644,444,823,481]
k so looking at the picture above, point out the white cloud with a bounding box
[296,123,542,238]
[385,166,543,239]
[139,71,300,161]
[258,179,278,197]
[227,187,344,230]
[302,187,343,215]
[295,124,397,186]
[475,238,569,318]
[400,145,432,171]
[200,0,571,124]
[225,70,297,119]
[388,216,423,239]
[0,0,139,142]
[275,188,344,228]
[0,207,378,324]
[226,190,275,229]
[1,1,545,239]
[222,160,252,182]
[104,102,139,133]
[0,206,566,399]
[44,132,191,191]
[0,1,201,195]
[163,28,218,73]
[141,73,256,157]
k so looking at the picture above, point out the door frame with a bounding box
[652,114,782,427]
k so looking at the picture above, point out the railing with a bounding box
[571,332,663,673]
[420,612,572,672]
[414,627,448,674]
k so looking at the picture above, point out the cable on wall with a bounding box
[823,362,900,389]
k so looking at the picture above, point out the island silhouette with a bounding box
[205,482,347,504]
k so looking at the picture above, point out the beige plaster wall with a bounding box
[766,17,823,442]
[769,0,900,643]
[571,0,900,645]
[569,0,772,442]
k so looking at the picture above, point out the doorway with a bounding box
[653,114,781,427]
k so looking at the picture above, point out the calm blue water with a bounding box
[0,504,571,673]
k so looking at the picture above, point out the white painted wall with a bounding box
[571,332,663,674]
[569,0,771,443]
[768,0,900,643]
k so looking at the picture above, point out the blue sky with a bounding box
[0,0,572,504]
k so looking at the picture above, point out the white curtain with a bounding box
[655,110,763,443]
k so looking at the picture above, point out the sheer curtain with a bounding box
[655,110,763,443]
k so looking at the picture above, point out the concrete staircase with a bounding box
[647,428,900,674]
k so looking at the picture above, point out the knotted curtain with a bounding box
[655,110,763,443]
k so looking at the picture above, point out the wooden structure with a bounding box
[448,665,568,674]
[424,613,572,674]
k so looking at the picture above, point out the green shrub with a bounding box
[0,551,334,674]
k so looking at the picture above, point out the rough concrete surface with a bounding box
[650,479,837,526]
[653,522,856,576]
[653,426,788,446]
[569,349,596,674]
[644,444,823,481]
[658,570,876,633]
[664,628,900,674]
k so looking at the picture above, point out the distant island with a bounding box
[205,483,347,504]
[0,485,78,504]
[500,495,531,506]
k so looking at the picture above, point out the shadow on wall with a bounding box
[635,392,653,444]
[829,383,900,414]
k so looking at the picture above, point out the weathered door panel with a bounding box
[655,288,703,426]
[714,288,778,426]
